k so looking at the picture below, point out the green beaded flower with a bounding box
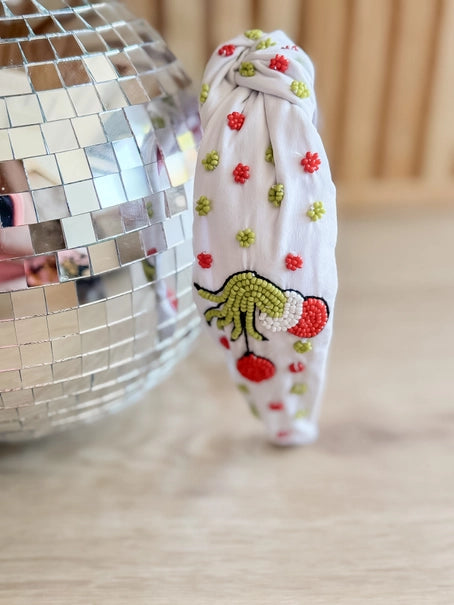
[268,184,285,207]
[290,383,308,395]
[290,80,310,99]
[200,83,209,104]
[307,201,326,221]
[256,38,276,50]
[146,201,153,218]
[265,144,274,164]
[202,150,219,171]
[245,29,263,40]
[195,195,212,216]
[293,340,312,354]
[236,228,256,248]
[239,62,255,77]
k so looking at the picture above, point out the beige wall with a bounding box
[125,0,454,205]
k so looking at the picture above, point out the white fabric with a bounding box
[192,30,337,445]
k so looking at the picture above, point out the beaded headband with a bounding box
[192,30,338,446]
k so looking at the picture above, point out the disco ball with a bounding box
[0,0,201,440]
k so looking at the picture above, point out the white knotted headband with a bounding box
[192,30,337,445]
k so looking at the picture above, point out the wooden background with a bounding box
[124,0,454,206]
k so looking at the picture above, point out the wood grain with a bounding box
[1,207,454,604]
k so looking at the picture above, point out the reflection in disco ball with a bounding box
[0,0,201,440]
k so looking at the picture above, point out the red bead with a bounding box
[289,362,305,373]
[218,44,236,57]
[236,353,275,382]
[219,336,230,349]
[227,111,245,130]
[288,297,329,338]
[268,401,284,411]
[232,163,250,184]
[269,54,289,72]
[301,151,321,173]
[285,253,303,271]
[197,252,213,269]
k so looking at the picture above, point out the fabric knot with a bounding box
[200,30,316,127]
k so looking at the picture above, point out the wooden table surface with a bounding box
[1,206,453,604]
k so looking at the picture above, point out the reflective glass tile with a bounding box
[62,375,90,396]
[71,114,106,147]
[0,224,33,260]
[119,77,149,106]
[78,7,106,28]
[120,199,148,232]
[45,280,78,312]
[109,340,133,366]
[0,131,13,162]
[126,47,154,73]
[27,15,62,35]
[93,173,126,208]
[145,161,170,193]
[57,247,90,281]
[116,231,143,265]
[47,308,78,338]
[57,59,90,86]
[6,94,43,127]
[2,388,34,408]
[121,166,151,199]
[30,219,65,253]
[165,151,192,187]
[77,300,106,332]
[0,42,22,67]
[33,186,69,221]
[52,357,81,381]
[9,125,46,159]
[68,83,102,116]
[24,154,61,190]
[28,63,63,92]
[143,41,176,68]
[123,104,151,149]
[38,89,75,120]
[96,81,127,111]
[113,24,142,46]
[175,239,194,271]
[106,293,131,324]
[81,326,109,353]
[0,19,29,39]
[33,383,64,403]
[64,179,99,214]
[108,317,133,344]
[0,320,17,346]
[100,109,131,141]
[51,333,81,361]
[0,160,30,193]
[88,240,118,274]
[0,370,21,390]
[0,67,32,96]
[100,27,125,50]
[5,0,39,15]
[24,253,58,288]
[0,292,13,320]
[20,341,53,367]
[139,73,162,99]
[75,30,108,53]
[109,52,136,77]
[41,119,78,153]
[82,349,108,374]
[140,223,166,255]
[54,12,87,32]
[12,287,46,318]
[165,185,187,216]
[0,346,21,372]
[50,33,83,58]
[91,206,122,239]
[0,99,9,128]
[112,137,142,170]
[83,54,117,83]
[15,315,49,345]
[101,267,131,297]
[144,191,166,225]
[20,37,56,62]
[61,213,95,248]
[21,364,53,388]
[56,148,91,183]
[85,142,118,177]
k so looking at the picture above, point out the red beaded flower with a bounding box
[269,54,289,72]
[301,151,321,173]
[218,44,236,57]
[197,252,213,269]
[233,163,250,183]
[289,361,305,373]
[227,111,245,130]
[285,253,303,271]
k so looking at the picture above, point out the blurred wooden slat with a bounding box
[254,0,301,42]
[301,0,349,172]
[160,0,207,83]
[421,0,454,179]
[207,0,254,55]
[380,0,439,178]
[336,0,393,180]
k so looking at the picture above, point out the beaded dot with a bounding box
[227,112,245,131]
[233,163,250,183]
[202,150,219,171]
[195,195,211,216]
[301,151,321,173]
[200,83,209,104]
[269,54,289,72]
[290,80,310,98]
[218,44,236,56]
[268,184,284,207]
[239,62,255,77]
[307,201,326,221]
[197,252,212,269]
[285,253,303,271]
[293,340,312,354]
